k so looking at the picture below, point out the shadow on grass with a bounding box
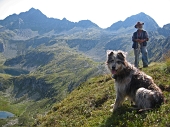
[101,105,147,127]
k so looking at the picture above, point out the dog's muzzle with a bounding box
[112,66,117,74]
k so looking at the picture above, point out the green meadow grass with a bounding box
[36,63,170,127]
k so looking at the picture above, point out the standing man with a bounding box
[132,22,149,68]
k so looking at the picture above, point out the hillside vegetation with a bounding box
[35,63,170,127]
[0,42,103,126]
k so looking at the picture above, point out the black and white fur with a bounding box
[106,50,164,112]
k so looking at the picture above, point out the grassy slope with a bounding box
[36,63,170,127]
[0,42,102,126]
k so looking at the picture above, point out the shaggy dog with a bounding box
[106,50,164,112]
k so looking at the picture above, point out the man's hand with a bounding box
[140,39,146,43]
[135,39,140,42]
[135,39,145,43]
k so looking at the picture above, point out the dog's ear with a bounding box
[117,51,127,61]
[106,50,114,64]
[109,52,113,56]
[106,50,114,56]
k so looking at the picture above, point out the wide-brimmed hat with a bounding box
[135,22,144,28]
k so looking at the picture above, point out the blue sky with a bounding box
[0,0,170,28]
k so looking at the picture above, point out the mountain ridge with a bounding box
[107,12,159,32]
[0,8,167,32]
[0,8,169,63]
[0,8,99,34]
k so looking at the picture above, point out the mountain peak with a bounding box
[62,17,67,21]
[107,12,159,31]
[138,12,147,15]
[132,12,151,19]
[77,20,99,28]
[28,7,38,12]
[25,7,45,17]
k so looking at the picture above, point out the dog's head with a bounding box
[106,50,127,76]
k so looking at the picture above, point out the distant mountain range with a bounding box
[107,12,159,32]
[0,8,99,34]
[0,8,169,61]
[0,8,166,34]
[158,24,170,37]
[0,7,169,61]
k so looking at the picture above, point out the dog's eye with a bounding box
[117,61,121,64]
[108,60,114,63]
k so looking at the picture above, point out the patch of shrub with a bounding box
[163,51,170,73]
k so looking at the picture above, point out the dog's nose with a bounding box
[112,66,116,70]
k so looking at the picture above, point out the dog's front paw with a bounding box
[110,108,114,112]
[110,104,114,108]
[110,103,118,112]
[110,107,117,112]
[110,104,115,112]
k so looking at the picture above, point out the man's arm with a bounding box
[145,31,149,41]
[140,31,149,43]
[140,38,148,42]
[134,39,141,42]
[132,32,140,42]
